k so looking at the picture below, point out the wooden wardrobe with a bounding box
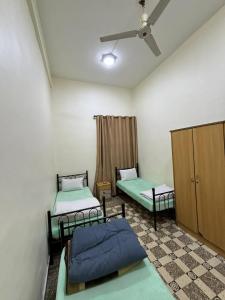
[171,121,225,254]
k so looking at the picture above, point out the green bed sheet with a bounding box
[56,249,174,300]
[54,187,93,207]
[117,178,174,212]
[51,187,98,239]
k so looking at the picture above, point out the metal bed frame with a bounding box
[47,171,103,264]
[115,163,175,231]
[56,170,89,192]
[59,202,126,247]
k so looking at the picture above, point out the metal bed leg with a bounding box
[56,174,59,192]
[115,167,118,196]
[49,239,53,265]
[86,170,89,187]
[136,163,139,177]
[102,197,106,222]
[122,203,126,218]
[152,188,157,231]
[47,211,54,265]
[60,221,65,250]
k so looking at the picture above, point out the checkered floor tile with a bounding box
[45,196,225,300]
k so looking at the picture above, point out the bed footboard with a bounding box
[59,201,126,247]
[152,188,175,231]
[47,197,108,264]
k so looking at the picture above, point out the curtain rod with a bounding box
[93,115,135,119]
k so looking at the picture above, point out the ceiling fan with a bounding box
[100,0,171,56]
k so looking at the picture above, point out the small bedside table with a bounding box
[96,181,111,201]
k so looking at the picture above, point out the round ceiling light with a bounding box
[101,53,117,67]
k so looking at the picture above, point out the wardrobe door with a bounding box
[171,129,198,233]
[193,123,225,251]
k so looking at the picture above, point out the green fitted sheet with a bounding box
[54,187,93,207]
[117,178,174,212]
[51,187,99,239]
[56,249,174,300]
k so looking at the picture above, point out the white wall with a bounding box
[52,78,133,190]
[0,1,55,299]
[3,2,225,299]
[133,7,225,186]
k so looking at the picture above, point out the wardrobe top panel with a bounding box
[170,120,225,133]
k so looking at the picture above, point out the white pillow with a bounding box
[120,168,137,181]
[61,177,84,192]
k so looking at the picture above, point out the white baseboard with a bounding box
[41,255,50,300]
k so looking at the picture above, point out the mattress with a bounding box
[56,249,174,300]
[116,178,174,212]
[51,187,102,239]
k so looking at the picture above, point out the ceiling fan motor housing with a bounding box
[138,26,151,39]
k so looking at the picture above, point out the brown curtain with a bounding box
[94,116,138,195]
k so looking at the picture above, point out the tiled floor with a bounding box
[45,196,225,300]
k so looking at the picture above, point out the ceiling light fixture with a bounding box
[101,53,117,67]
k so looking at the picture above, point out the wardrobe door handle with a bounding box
[191,178,195,183]
[195,176,200,184]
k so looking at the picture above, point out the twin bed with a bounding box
[47,171,104,264]
[56,207,174,300]
[115,164,175,230]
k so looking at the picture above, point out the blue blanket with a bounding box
[68,218,147,283]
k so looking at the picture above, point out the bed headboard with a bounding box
[115,163,139,181]
[56,171,89,192]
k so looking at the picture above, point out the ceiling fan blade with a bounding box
[100,30,138,42]
[144,34,161,56]
[147,0,170,26]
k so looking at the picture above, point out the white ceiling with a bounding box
[37,0,224,88]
